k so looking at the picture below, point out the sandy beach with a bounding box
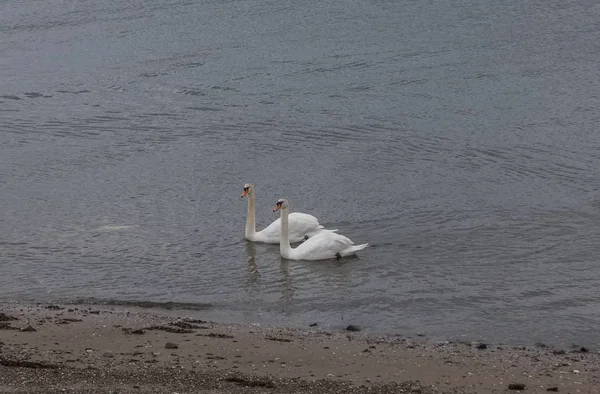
[1,302,598,394]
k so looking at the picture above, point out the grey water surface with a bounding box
[1,0,600,346]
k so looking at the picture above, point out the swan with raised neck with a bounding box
[241,184,335,244]
[273,198,368,260]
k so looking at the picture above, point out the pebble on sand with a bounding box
[345,325,361,332]
[165,342,178,349]
[0,313,17,322]
[508,383,526,390]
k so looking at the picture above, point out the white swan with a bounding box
[274,198,368,260]
[241,184,335,244]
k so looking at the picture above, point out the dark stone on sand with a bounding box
[508,383,526,390]
[170,321,210,330]
[476,343,487,350]
[89,310,100,314]
[145,325,193,334]
[165,342,178,349]
[203,332,234,339]
[345,325,361,332]
[0,358,58,369]
[21,325,36,332]
[266,337,292,343]
[0,313,17,322]
[56,318,82,324]
[0,323,19,331]
[171,321,196,329]
[579,347,589,353]
[45,305,63,310]
[122,327,146,335]
[224,375,275,388]
[182,318,208,324]
[309,323,318,327]
[546,388,558,392]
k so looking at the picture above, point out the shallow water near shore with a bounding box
[2,0,600,347]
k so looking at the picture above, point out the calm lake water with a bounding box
[2,0,600,346]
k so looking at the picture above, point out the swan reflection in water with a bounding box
[243,239,295,302]
[245,241,260,282]
[278,258,294,302]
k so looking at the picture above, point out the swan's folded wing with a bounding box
[293,233,356,260]
[328,232,355,245]
[287,212,323,239]
[310,231,354,244]
[257,213,323,244]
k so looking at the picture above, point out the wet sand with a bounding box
[1,303,598,393]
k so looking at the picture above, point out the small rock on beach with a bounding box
[165,342,178,349]
[508,383,526,390]
[0,313,17,322]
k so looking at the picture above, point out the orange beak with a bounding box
[273,204,281,212]
[241,189,248,198]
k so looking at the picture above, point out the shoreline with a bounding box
[1,298,590,349]
[1,302,599,393]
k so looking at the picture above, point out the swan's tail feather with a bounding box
[307,228,338,238]
[350,243,369,253]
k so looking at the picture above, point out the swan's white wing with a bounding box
[286,212,324,242]
[291,235,343,260]
[289,232,362,260]
[309,230,354,245]
[255,212,323,243]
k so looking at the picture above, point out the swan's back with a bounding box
[255,212,324,243]
[287,232,368,260]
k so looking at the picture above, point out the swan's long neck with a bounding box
[245,192,256,239]
[280,206,292,256]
